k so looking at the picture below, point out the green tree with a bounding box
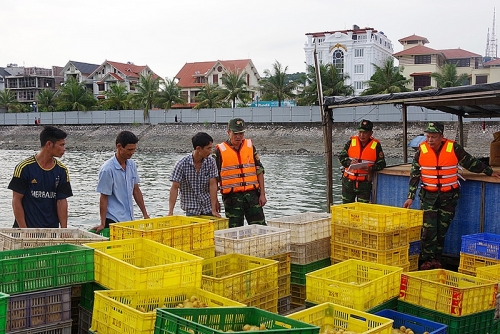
[260,60,296,107]
[36,89,57,111]
[104,83,129,110]
[297,63,353,105]
[362,58,411,95]
[130,73,161,121]
[430,62,470,88]
[220,69,250,108]
[194,84,225,109]
[56,78,97,111]
[0,89,19,112]
[155,78,185,110]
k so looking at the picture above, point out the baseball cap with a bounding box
[424,122,444,134]
[228,118,246,133]
[358,119,373,132]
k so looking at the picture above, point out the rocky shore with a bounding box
[0,121,498,158]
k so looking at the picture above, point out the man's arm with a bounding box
[133,184,149,219]
[93,193,109,232]
[257,172,267,207]
[338,140,352,167]
[371,142,386,171]
[168,181,180,215]
[403,151,422,208]
[56,198,68,228]
[209,178,221,217]
[12,191,27,228]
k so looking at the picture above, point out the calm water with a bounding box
[0,149,401,228]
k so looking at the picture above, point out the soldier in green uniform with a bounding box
[403,121,500,270]
[338,120,386,203]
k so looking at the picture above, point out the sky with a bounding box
[1,0,498,79]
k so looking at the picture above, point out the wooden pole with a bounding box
[313,47,333,210]
[458,115,464,146]
[402,104,408,163]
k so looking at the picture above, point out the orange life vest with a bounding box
[343,136,379,181]
[418,139,459,192]
[218,139,259,194]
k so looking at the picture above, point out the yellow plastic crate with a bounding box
[400,269,498,316]
[278,274,291,298]
[0,228,108,250]
[214,225,290,257]
[291,283,307,306]
[110,215,214,251]
[459,252,500,276]
[90,287,245,334]
[84,238,203,290]
[306,259,402,311]
[201,253,278,302]
[477,263,500,282]
[331,241,409,266]
[408,226,422,243]
[267,252,291,277]
[286,302,394,334]
[193,216,229,230]
[331,203,423,232]
[244,288,279,313]
[267,212,331,243]
[188,246,216,259]
[332,224,410,250]
[408,254,419,272]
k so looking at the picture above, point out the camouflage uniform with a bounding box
[407,141,493,261]
[214,138,266,228]
[338,137,386,204]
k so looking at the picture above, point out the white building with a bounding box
[304,25,394,95]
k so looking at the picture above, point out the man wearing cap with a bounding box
[214,118,266,227]
[403,122,500,270]
[338,119,386,203]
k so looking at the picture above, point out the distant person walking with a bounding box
[214,118,266,227]
[338,119,386,203]
[169,132,220,217]
[8,126,73,228]
[175,114,178,123]
[93,131,149,232]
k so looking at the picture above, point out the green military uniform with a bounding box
[214,118,266,228]
[407,122,493,265]
[338,120,386,203]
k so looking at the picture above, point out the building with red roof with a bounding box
[174,59,260,108]
[87,60,161,99]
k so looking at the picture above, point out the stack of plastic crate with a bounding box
[459,233,500,276]
[0,243,95,334]
[0,292,8,334]
[213,225,291,314]
[268,212,332,311]
[200,253,279,312]
[330,203,424,271]
[109,215,216,258]
[398,269,498,334]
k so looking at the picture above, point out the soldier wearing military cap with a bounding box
[338,119,386,203]
[214,118,266,227]
[403,121,500,270]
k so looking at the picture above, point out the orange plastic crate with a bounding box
[110,215,214,252]
[306,259,402,311]
[399,269,498,316]
[84,238,203,290]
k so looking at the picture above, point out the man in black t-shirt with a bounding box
[8,126,73,228]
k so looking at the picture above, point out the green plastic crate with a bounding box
[0,292,8,334]
[153,307,320,334]
[397,300,495,334]
[79,282,107,311]
[88,228,110,238]
[0,244,94,294]
[290,258,331,285]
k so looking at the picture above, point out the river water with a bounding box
[0,150,401,228]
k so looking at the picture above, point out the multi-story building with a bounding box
[4,65,62,104]
[393,34,484,90]
[60,60,100,90]
[304,25,394,95]
[174,59,261,108]
[86,60,160,99]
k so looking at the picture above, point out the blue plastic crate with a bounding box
[375,309,447,334]
[461,233,500,259]
[409,240,421,256]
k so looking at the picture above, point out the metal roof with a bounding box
[324,82,500,119]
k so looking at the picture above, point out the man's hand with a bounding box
[92,224,106,233]
[491,172,500,179]
[259,193,267,207]
[403,199,413,209]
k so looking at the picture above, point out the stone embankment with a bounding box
[0,121,498,158]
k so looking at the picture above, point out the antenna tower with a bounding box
[486,8,498,58]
